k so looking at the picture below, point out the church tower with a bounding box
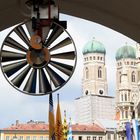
[115,44,138,98]
[117,61,134,126]
[82,39,108,96]
[115,44,139,139]
[136,43,140,82]
[75,39,115,123]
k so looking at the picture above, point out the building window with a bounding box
[87,136,90,140]
[127,61,129,65]
[132,71,136,82]
[125,110,128,118]
[72,136,74,140]
[85,67,89,79]
[125,93,127,101]
[93,137,96,140]
[90,57,92,60]
[100,57,102,60]
[93,56,95,60]
[132,111,135,118]
[121,94,123,102]
[44,137,48,140]
[6,136,10,140]
[19,136,24,140]
[33,136,37,140]
[26,136,30,140]
[99,137,102,140]
[119,72,121,83]
[79,136,82,140]
[114,134,117,140]
[128,92,130,102]
[40,136,43,140]
[122,111,124,119]
[118,63,120,66]
[107,133,111,140]
[98,67,102,78]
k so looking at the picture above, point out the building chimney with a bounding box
[16,120,19,125]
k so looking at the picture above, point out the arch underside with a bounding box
[0,0,140,42]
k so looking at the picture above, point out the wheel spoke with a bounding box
[11,65,31,88]
[3,60,27,77]
[24,69,37,93]
[39,69,52,93]
[4,37,27,52]
[50,60,73,76]
[14,25,30,47]
[51,51,75,60]
[49,37,72,52]
[45,66,65,87]
[45,24,63,47]
[1,50,26,62]
[25,21,33,38]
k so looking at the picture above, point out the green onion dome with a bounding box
[83,39,106,55]
[115,45,136,60]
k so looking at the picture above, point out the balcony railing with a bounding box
[117,102,134,107]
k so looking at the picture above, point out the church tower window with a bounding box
[131,71,135,82]
[98,67,102,78]
[122,111,124,119]
[119,72,121,83]
[85,67,89,79]
[125,111,128,118]
[90,56,92,60]
[121,94,123,102]
[125,93,127,101]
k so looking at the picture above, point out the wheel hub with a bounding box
[27,48,50,68]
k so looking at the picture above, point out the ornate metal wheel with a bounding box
[0,21,77,95]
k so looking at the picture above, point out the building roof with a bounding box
[2,121,48,131]
[2,120,105,132]
[96,119,117,131]
[83,39,106,55]
[115,45,136,60]
[72,123,105,132]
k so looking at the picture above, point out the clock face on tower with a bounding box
[85,90,89,95]
[99,89,104,95]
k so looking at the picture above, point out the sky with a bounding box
[0,14,137,128]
